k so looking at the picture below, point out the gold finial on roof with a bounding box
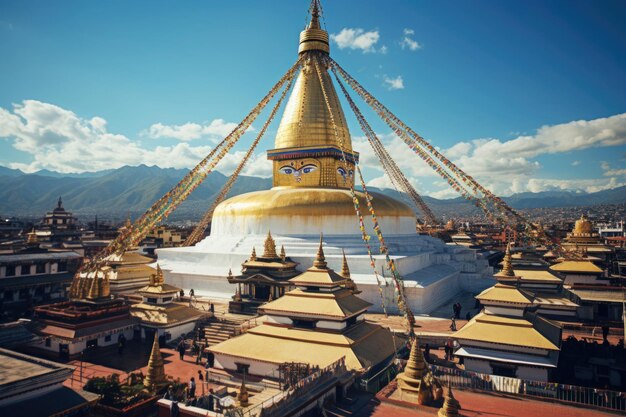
[155,264,164,285]
[308,0,321,30]
[228,268,233,278]
[340,249,350,278]
[404,338,428,380]
[280,245,286,262]
[313,234,327,269]
[87,272,100,300]
[237,379,249,407]
[499,242,515,277]
[101,270,111,298]
[26,228,38,245]
[250,247,257,261]
[144,333,166,393]
[263,230,278,258]
[438,383,461,417]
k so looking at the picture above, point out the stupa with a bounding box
[144,333,167,393]
[156,1,493,314]
[396,338,442,404]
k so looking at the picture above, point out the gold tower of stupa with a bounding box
[210,1,414,236]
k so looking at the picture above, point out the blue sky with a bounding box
[0,0,625,197]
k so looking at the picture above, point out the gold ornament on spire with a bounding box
[280,245,286,262]
[438,384,461,417]
[499,242,515,277]
[340,249,350,278]
[155,264,164,285]
[263,231,278,258]
[237,379,249,407]
[144,333,166,393]
[250,247,257,261]
[313,234,327,269]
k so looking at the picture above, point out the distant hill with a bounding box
[0,164,624,220]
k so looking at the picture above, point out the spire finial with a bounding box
[144,332,166,393]
[499,242,515,277]
[58,196,63,209]
[263,230,278,258]
[313,234,327,269]
[341,249,350,278]
[280,245,286,262]
[155,264,164,285]
[250,246,257,261]
[308,0,321,29]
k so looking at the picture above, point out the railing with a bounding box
[430,364,626,412]
[242,357,348,417]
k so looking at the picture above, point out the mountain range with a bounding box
[0,165,624,220]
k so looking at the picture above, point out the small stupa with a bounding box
[438,384,462,417]
[144,333,166,393]
[396,338,442,404]
[237,379,249,407]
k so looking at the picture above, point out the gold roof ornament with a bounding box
[87,272,101,300]
[263,231,278,258]
[237,379,249,407]
[495,242,517,280]
[313,234,328,269]
[573,214,592,236]
[26,228,38,245]
[340,249,350,278]
[250,247,257,262]
[155,264,165,285]
[404,338,428,380]
[438,384,461,417]
[228,268,233,279]
[144,333,166,393]
[280,245,286,262]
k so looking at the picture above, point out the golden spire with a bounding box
[280,245,286,262]
[263,231,278,258]
[313,234,327,269]
[298,0,329,54]
[26,228,38,245]
[404,338,428,380]
[101,271,111,298]
[144,333,166,393]
[340,249,350,278]
[499,242,515,277]
[237,379,249,407]
[155,264,164,285]
[250,246,257,261]
[438,384,461,417]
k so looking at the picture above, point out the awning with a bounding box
[455,346,557,368]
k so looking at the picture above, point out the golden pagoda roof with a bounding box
[209,322,397,371]
[454,312,560,350]
[476,283,534,305]
[514,269,562,283]
[130,303,205,325]
[549,260,603,274]
[260,288,371,318]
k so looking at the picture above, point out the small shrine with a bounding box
[438,384,462,417]
[227,231,300,314]
[131,264,206,342]
[143,333,167,393]
[396,338,443,405]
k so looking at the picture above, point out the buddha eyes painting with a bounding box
[278,160,319,183]
[336,166,354,185]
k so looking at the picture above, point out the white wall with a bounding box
[213,353,278,378]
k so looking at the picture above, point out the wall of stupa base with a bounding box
[463,358,549,382]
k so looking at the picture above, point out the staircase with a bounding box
[199,319,241,345]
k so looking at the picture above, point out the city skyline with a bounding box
[1,0,625,198]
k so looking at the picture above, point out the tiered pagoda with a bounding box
[131,264,205,342]
[227,231,300,314]
[454,250,562,381]
[32,268,134,359]
[210,236,400,376]
[38,196,81,245]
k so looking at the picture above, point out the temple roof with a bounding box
[259,288,371,319]
[107,252,154,266]
[514,269,562,283]
[454,312,560,350]
[130,303,205,325]
[475,283,535,305]
[209,321,397,371]
[549,260,603,274]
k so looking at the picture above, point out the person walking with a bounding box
[450,317,457,331]
[188,377,196,398]
[177,340,186,361]
[457,303,462,319]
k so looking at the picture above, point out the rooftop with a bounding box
[550,261,603,274]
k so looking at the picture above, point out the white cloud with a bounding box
[382,75,404,90]
[0,100,245,174]
[400,28,421,51]
[143,119,242,142]
[330,28,381,53]
[571,160,580,166]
